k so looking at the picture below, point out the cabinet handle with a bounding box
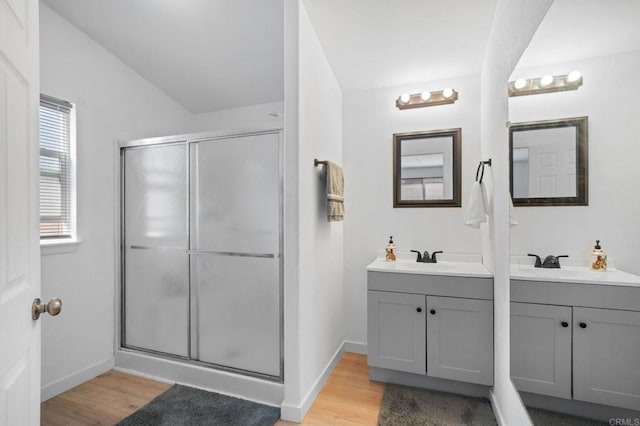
[579,322,587,329]
[430,309,436,315]
[561,321,569,328]
[416,307,422,313]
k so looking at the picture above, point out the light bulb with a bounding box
[399,93,411,104]
[442,88,454,99]
[420,91,431,101]
[567,70,582,83]
[514,78,527,90]
[540,75,554,87]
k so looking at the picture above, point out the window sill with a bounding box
[40,239,82,256]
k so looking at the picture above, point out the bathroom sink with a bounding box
[510,264,640,287]
[367,257,492,278]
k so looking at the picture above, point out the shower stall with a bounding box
[118,129,283,384]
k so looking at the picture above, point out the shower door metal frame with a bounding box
[117,127,285,382]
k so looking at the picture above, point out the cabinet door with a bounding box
[510,302,572,399]
[367,291,426,374]
[573,307,640,411]
[427,296,493,385]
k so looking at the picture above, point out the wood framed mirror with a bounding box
[393,128,461,208]
[509,116,588,206]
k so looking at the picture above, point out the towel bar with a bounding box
[476,159,492,183]
[314,159,328,167]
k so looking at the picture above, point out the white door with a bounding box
[514,126,576,198]
[0,0,41,424]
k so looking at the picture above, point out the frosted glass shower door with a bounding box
[190,133,281,377]
[123,143,189,357]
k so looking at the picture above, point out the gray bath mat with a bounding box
[118,384,280,426]
[377,384,497,426]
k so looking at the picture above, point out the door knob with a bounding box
[32,297,62,320]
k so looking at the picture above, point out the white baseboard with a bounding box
[41,357,114,402]
[281,342,345,423]
[489,388,534,426]
[489,389,507,426]
[343,340,367,354]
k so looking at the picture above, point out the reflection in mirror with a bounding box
[509,117,588,206]
[393,129,461,207]
[509,0,640,423]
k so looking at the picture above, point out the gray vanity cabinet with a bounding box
[427,296,494,385]
[510,302,572,399]
[367,270,494,389]
[573,307,640,411]
[367,291,426,374]
[511,279,640,412]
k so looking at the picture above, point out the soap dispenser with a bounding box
[385,236,397,262]
[590,240,607,271]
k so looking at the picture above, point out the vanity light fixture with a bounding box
[567,70,582,83]
[508,71,583,97]
[539,74,554,87]
[514,78,527,90]
[396,88,459,110]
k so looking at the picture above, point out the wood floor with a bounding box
[41,352,384,425]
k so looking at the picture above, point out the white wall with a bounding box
[281,1,344,421]
[342,75,483,346]
[509,50,640,275]
[189,101,284,133]
[39,3,196,400]
[282,0,302,419]
[479,0,553,425]
[39,2,287,400]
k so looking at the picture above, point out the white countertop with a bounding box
[510,263,640,287]
[366,256,493,279]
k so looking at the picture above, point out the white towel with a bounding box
[509,196,518,227]
[465,181,488,228]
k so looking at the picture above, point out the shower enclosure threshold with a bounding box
[114,347,284,406]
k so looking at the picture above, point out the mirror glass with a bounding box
[510,116,588,206]
[393,129,461,207]
[509,0,640,422]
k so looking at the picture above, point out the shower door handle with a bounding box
[32,297,62,320]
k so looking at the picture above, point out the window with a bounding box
[39,94,76,241]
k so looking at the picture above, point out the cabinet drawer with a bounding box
[511,280,640,312]
[368,271,493,300]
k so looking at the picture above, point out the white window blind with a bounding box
[40,94,75,240]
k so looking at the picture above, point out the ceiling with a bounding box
[42,1,640,114]
[42,0,284,114]
[517,0,640,68]
[302,0,498,92]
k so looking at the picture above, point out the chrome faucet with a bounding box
[411,250,443,263]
